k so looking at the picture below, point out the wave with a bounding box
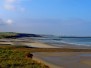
[60,41,91,46]
[34,37,91,47]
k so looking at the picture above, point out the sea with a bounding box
[31,36,91,47]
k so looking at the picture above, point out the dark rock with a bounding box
[26,53,33,59]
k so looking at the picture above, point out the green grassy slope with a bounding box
[0,46,49,68]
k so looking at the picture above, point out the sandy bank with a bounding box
[33,57,63,68]
[24,42,59,48]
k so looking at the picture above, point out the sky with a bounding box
[0,0,91,36]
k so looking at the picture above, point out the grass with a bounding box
[0,46,49,68]
[0,32,17,39]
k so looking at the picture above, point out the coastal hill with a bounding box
[0,32,41,39]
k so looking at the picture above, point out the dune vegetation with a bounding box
[0,46,49,68]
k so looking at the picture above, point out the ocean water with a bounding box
[32,37,91,47]
[61,38,91,46]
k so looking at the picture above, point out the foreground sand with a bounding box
[33,56,62,68]
[33,52,91,68]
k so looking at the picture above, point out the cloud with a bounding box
[4,0,16,10]
[0,18,13,25]
[5,19,13,25]
[3,0,26,11]
[5,0,16,3]
[4,4,15,10]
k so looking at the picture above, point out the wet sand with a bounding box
[33,56,62,68]
[26,41,91,68]
[33,52,91,68]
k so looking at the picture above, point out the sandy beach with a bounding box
[23,41,91,68]
[33,56,62,68]
[10,39,91,68]
[24,41,59,48]
[33,52,91,68]
[23,40,91,49]
[0,39,91,68]
[19,40,91,68]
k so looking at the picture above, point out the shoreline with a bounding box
[24,41,59,48]
[33,38,91,48]
[33,57,62,68]
[24,40,91,49]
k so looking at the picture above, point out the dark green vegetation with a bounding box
[0,46,49,68]
[0,32,41,39]
[0,32,17,39]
